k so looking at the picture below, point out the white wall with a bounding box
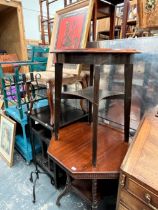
[21,0,64,41]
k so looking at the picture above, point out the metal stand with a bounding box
[28,112,54,203]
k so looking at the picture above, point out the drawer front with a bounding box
[118,202,129,210]
[125,177,158,209]
[120,189,151,210]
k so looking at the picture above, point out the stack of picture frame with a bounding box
[0,114,16,167]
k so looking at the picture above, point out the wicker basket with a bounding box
[137,0,158,29]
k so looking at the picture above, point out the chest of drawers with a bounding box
[117,108,158,210]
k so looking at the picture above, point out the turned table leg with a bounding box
[92,179,98,210]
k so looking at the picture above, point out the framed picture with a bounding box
[0,114,16,167]
[138,0,158,29]
[47,0,94,74]
[128,1,137,21]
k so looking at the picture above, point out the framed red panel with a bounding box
[47,0,94,75]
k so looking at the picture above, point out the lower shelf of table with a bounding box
[48,122,129,179]
[35,152,66,188]
[71,179,118,205]
[30,103,88,130]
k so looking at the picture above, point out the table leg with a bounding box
[89,64,94,123]
[53,162,59,189]
[54,63,63,140]
[92,65,100,166]
[141,63,151,118]
[56,174,71,206]
[124,63,133,142]
[92,179,98,210]
[105,65,117,114]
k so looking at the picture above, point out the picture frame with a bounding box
[0,114,16,167]
[47,0,94,75]
[137,0,158,29]
[128,1,137,21]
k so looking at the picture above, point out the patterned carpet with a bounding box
[0,151,116,210]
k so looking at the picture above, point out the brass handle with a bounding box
[120,174,126,187]
[145,193,158,210]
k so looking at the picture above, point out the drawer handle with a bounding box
[120,174,126,187]
[145,193,158,210]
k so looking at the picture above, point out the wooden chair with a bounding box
[93,0,130,40]
[26,45,88,125]
[28,66,88,125]
[0,50,51,162]
[29,45,49,72]
[63,0,129,39]
[0,63,43,163]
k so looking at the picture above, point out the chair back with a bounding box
[0,65,27,119]
[30,45,49,72]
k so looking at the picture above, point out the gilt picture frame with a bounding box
[0,114,16,167]
[47,0,94,74]
[137,0,158,29]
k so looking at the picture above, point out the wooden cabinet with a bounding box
[117,108,158,210]
[0,0,27,66]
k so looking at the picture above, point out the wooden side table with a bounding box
[48,48,140,209]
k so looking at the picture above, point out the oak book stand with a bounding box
[48,48,139,209]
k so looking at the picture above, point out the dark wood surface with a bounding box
[97,0,124,7]
[62,87,124,102]
[117,107,158,210]
[48,122,128,179]
[30,104,88,130]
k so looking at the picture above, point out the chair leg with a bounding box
[120,0,130,38]
[47,82,54,125]
[79,76,89,112]
[109,5,116,40]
